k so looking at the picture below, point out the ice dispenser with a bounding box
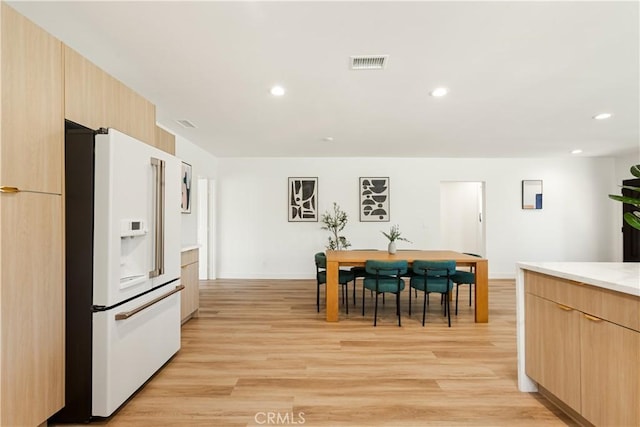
[120,219,148,288]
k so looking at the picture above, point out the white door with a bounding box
[197,177,208,279]
[196,177,216,280]
[439,181,485,256]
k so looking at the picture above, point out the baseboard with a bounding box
[538,385,594,427]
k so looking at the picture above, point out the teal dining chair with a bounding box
[451,253,481,315]
[409,260,456,327]
[362,260,408,326]
[349,249,379,303]
[315,252,356,314]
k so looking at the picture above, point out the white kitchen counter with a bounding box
[517,262,640,296]
[181,245,200,252]
[515,262,640,392]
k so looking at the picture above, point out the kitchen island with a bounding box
[516,262,640,426]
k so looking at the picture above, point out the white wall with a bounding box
[216,157,617,279]
[174,133,218,247]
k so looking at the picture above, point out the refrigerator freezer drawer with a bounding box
[92,283,181,417]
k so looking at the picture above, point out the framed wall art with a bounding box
[522,180,543,209]
[359,177,389,222]
[288,177,318,222]
[181,162,192,214]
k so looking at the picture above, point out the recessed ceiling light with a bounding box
[270,85,285,96]
[571,149,583,154]
[323,136,334,142]
[593,113,612,120]
[429,87,449,97]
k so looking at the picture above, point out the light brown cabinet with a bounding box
[64,45,157,148]
[1,193,64,426]
[180,248,200,323]
[0,3,65,425]
[1,2,63,194]
[524,271,640,427]
[155,126,176,155]
[580,312,640,427]
[525,293,581,413]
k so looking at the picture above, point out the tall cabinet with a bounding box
[0,3,65,426]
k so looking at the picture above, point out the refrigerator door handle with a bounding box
[114,285,184,320]
[149,158,165,278]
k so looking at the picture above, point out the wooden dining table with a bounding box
[325,250,489,323]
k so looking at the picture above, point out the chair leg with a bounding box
[422,289,427,326]
[396,291,401,327]
[317,283,320,313]
[374,291,379,326]
[455,284,459,316]
[446,290,451,327]
[469,283,472,306]
[362,284,366,316]
[443,293,447,317]
[353,279,357,306]
[344,284,349,315]
[408,285,412,316]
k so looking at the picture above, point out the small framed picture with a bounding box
[181,162,192,214]
[522,180,543,210]
[360,177,390,221]
[288,177,318,222]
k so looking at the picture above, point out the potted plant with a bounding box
[609,164,640,231]
[382,224,412,254]
[321,202,351,250]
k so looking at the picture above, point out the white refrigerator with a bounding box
[53,123,182,422]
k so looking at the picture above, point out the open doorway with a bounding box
[197,177,215,279]
[440,181,486,256]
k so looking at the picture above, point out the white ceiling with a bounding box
[8,1,640,158]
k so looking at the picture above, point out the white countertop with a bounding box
[181,245,200,252]
[517,262,640,297]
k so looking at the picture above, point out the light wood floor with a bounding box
[85,279,575,427]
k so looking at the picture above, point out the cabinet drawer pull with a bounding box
[0,186,20,193]
[583,313,603,322]
[0,186,57,195]
[556,303,573,311]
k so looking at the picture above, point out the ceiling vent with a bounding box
[176,119,197,129]
[350,55,388,70]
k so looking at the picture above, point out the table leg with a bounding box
[475,260,488,323]
[326,260,339,322]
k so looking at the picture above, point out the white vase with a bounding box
[388,241,397,254]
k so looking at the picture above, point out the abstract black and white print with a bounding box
[360,177,389,222]
[288,177,318,222]
[181,162,192,214]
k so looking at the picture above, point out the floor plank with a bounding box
[57,279,575,426]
